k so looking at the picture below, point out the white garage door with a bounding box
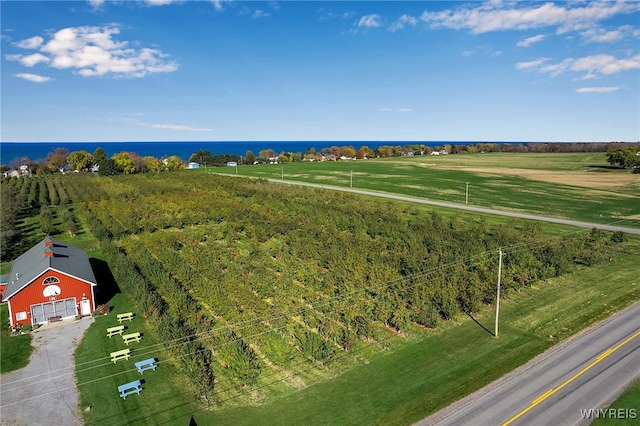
[30,298,77,324]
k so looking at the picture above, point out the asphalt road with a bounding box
[267,179,640,235]
[419,301,640,426]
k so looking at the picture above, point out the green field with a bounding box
[210,152,640,229]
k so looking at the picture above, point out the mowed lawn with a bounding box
[211,152,640,229]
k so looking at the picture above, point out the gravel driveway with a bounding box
[1,317,93,426]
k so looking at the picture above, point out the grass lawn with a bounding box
[591,380,640,425]
[76,292,201,425]
[0,303,33,373]
[207,153,640,228]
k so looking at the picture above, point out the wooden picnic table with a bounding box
[135,358,158,374]
[107,325,125,338]
[110,348,131,363]
[122,332,141,345]
[117,312,134,323]
[118,379,142,399]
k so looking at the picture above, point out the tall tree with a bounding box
[45,147,70,170]
[93,147,107,163]
[164,155,184,171]
[112,152,136,174]
[67,150,94,171]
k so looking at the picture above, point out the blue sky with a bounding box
[1,0,639,142]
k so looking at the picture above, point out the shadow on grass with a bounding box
[466,312,495,337]
[587,165,623,171]
[89,258,120,305]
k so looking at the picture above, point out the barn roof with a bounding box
[3,237,97,301]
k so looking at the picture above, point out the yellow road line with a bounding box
[502,330,640,426]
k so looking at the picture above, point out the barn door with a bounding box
[30,298,78,324]
[31,304,45,324]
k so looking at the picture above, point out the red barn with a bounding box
[2,237,97,326]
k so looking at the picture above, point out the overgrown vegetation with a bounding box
[55,171,627,407]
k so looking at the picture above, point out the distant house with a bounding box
[1,237,97,326]
[187,162,200,169]
[226,161,237,167]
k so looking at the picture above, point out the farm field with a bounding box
[212,152,640,229]
[1,154,638,425]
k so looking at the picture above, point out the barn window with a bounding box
[16,312,27,321]
[42,276,60,285]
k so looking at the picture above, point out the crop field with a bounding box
[214,152,640,228]
[1,153,638,425]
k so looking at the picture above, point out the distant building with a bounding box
[226,161,237,167]
[187,162,200,169]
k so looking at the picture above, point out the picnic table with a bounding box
[117,379,142,399]
[122,332,142,345]
[135,358,158,374]
[107,325,125,338]
[117,312,134,323]
[110,348,131,363]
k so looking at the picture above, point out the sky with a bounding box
[1,0,639,143]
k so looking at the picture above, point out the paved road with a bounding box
[265,179,640,235]
[418,301,640,426]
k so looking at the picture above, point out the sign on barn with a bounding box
[1,237,97,326]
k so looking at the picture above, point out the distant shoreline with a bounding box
[2,140,636,167]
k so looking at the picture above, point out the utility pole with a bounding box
[350,170,353,188]
[466,182,469,205]
[495,247,503,338]
[281,166,284,181]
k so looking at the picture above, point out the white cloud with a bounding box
[252,9,270,19]
[316,8,356,21]
[580,25,637,43]
[576,86,620,93]
[14,73,51,83]
[515,57,550,70]
[14,36,44,49]
[145,0,177,5]
[358,14,381,28]
[517,34,545,47]
[420,0,640,35]
[87,0,105,8]
[7,25,178,78]
[520,53,640,79]
[379,107,413,112]
[461,45,502,57]
[389,14,418,32]
[11,52,51,67]
[148,123,212,132]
